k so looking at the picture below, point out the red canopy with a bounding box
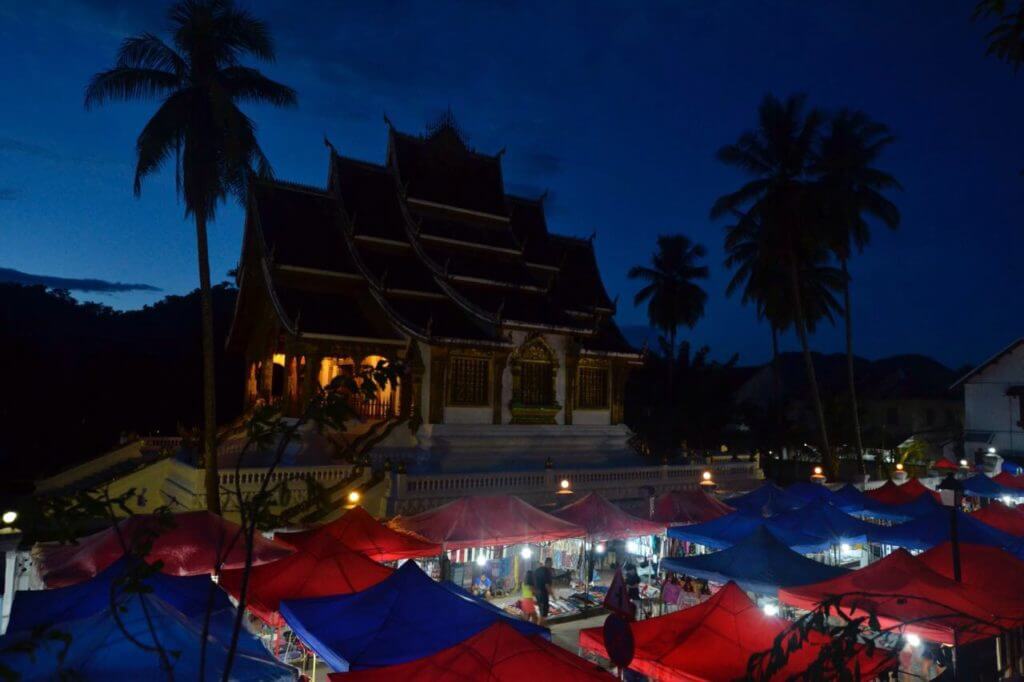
[218,531,392,626]
[330,622,610,681]
[275,506,440,561]
[651,491,734,525]
[37,511,293,588]
[580,582,892,681]
[932,458,960,471]
[779,549,1010,645]
[918,541,1024,618]
[552,493,665,541]
[865,478,941,505]
[994,472,1024,491]
[388,495,585,551]
[970,502,1024,536]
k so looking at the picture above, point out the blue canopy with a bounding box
[0,590,294,681]
[867,508,1022,553]
[724,483,805,516]
[279,560,545,671]
[666,510,831,553]
[786,482,864,514]
[857,492,943,522]
[962,474,1018,499]
[660,526,848,596]
[769,499,880,547]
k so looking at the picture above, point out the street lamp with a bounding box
[811,466,826,484]
[557,478,574,495]
[699,470,716,491]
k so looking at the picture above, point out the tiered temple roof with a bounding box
[229,120,638,357]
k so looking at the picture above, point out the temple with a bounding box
[228,116,642,472]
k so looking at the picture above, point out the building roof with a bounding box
[951,337,1024,388]
[230,120,638,356]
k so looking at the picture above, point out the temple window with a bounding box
[513,338,557,408]
[448,355,490,406]
[578,366,609,409]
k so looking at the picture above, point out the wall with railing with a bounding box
[391,459,762,515]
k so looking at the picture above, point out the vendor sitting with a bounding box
[473,572,493,597]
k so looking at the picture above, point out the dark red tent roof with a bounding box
[388,495,584,551]
[580,582,893,681]
[918,541,1024,616]
[865,478,940,505]
[274,506,440,561]
[651,490,734,525]
[932,458,960,471]
[37,511,293,588]
[994,472,1024,491]
[779,549,1011,645]
[330,622,610,681]
[219,531,392,626]
[970,502,1024,537]
[552,492,665,541]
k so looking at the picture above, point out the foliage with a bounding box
[975,0,1024,71]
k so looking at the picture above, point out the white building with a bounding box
[952,338,1024,468]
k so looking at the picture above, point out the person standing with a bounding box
[535,557,554,621]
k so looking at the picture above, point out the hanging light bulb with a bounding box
[475,554,487,568]
[520,546,532,560]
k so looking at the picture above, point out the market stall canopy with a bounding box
[36,511,292,587]
[579,581,894,681]
[724,482,804,516]
[330,622,610,681]
[552,492,665,541]
[659,526,848,596]
[786,482,863,513]
[769,499,880,548]
[994,472,1024,490]
[388,495,584,551]
[865,479,940,506]
[274,505,440,561]
[962,474,1019,499]
[932,458,960,471]
[8,557,227,634]
[0,582,296,681]
[918,542,1024,611]
[651,490,734,525]
[666,510,831,554]
[279,560,545,672]
[857,492,943,523]
[779,549,1012,645]
[219,531,393,626]
[866,507,1021,553]
[971,502,1024,536]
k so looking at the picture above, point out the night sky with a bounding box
[1,0,1021,369]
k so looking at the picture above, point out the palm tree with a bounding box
[86,0,297,514]
[712,93,839,475]
[814,110,901,473]
[975,0,1024,70]
[723,209,844,451]
[629,234,709,397]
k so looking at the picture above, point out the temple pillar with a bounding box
[245,362,258,407]
[259,354,274,403]
[564,346,579,426]
[285,355,299,416]
[492,352,509,424]
[428,348,448,424]
[300,354,322,410]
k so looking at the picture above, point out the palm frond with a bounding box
[84,67,180,108]
[218,66,297,106]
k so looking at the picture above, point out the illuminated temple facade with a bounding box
[228,119,640,448]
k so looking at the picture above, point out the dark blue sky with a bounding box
[1,0,1020,369]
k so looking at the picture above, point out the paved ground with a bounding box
[549,613,609,656]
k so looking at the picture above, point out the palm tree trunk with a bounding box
[841,259,866,475]
[196,212,221,515]
[771,325,783,435]
[668,327,676,401]
[787,257,835,477]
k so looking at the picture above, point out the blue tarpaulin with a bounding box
[786,482,864,514]
[0,589,294,681]
[279,560,546,672]
[659,526,848,595]
[962,474,1018,499]
[666,510,831,553]
[867,508,1022,553]
[769,500,880,547]
[857,492,943,522]
[724,483,805,516]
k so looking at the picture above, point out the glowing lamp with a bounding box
[895,463,904,472]
[840,543,851,552]
[475,554,487,568]
[595,543,606,554]
[762,603,779,616]
[347,490,361,504]
[520,546,532,560]
[905,633,921,648]
[699,470,715,489]
[959,459,969,468]
[557,478,574,495]
[625,540,639,554]
[1,511,16,525]
[989,447,998,454]
[811,466,826,483]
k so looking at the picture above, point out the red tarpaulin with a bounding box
[580,582,893,681]
[275,506,440,561]
[388,495,585,551]
[971,502,1024,537]
[37,511,293,588]
[329,622,610,681]
[932,459,960,471]
[218,531,392,626]
[917,541,1024,619]
[552,492,665,541]
[779,549,1010,645]
[994,472,1024,491]
[651,491,734,525]
[865,478,941,505]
